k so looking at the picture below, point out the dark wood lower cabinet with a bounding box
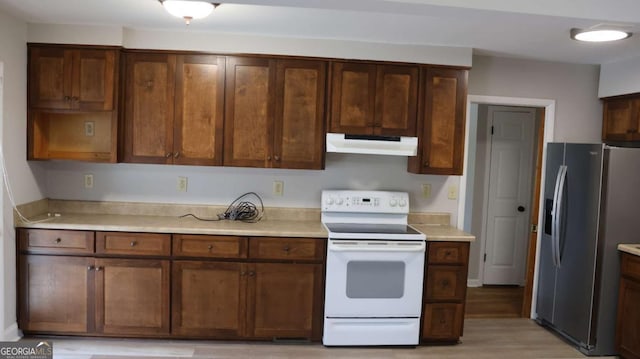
[96,258,170,336]
[248,263,323,339]
[172,260,246,338]
[616,253,640,359]
[421,242,470,343]
[18,255,94,333]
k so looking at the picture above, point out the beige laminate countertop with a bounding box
[15,199,475,242]
[618,244,640,257]
[18,213,328,238]
[412,224,475,242]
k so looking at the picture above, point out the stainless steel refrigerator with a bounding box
[536,143,640,356]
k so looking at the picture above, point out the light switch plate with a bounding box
[84,121,95,137]
[422,184,431,198]
[84,174,94,189]
[448,185,458,200]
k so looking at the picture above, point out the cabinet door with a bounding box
[95,258,170,336]
[247,263,323,340]
[224,57,276,168]
[273,59,326,169]
[375,65,418,136]
[28,46,73,109]
[174,55,226,166]
[73,49,117,111]
[422,303,464,341]
[616,277,640,359]
[603,98,635,141]
[330,62,376,135]
[18,255,94,333]
[172,261,247,338]
[123,52,176,164]
[414,67,467,175]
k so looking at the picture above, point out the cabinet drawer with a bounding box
[173,235,248,259]
[249,237,324,261]
[422,303,463,341]
[428,242,469,265]
[425,265,466,301]
[96,232,171,256]
[621,253,640,281]
[18,229,94,254]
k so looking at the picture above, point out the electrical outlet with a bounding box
[448,185,458,200]
[177,176,188,192]
[84,174,94,189]
[84,121,95,137]
[421,184,432,198]
[273,180,284,196]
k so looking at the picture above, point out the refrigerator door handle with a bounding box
[554,165,568,268]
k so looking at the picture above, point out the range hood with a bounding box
[326,133,418,156]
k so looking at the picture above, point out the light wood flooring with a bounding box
[32,319,616,359]
[465,285,525,318]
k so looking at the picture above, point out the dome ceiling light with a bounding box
[159,0,219,25]
[570,28,632,42]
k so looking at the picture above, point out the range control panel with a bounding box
[321,190,410,213]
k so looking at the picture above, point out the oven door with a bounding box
[324,239,425,318]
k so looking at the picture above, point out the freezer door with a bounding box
[553,143,603,348]
[536,143,564,323]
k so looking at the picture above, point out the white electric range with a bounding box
[321,190,426,346]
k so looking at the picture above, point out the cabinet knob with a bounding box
[95,266,103,271]
[87,266,94,271]
[207,245,213,251]
[249,271,255,277]
[165,153,172,158]
[283,245,290,252]
[174,152,180,158]
[274,155,280,162]
[64,96,71,101]
[145,80,153,89]
[267,155,272,161]
[55,238,62,244]
[72,96,79,102]
[423,162,429,167]
[130,241,137,247]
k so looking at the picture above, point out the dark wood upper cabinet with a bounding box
[409,67,468,175]
[27,44,119,163]
[123,52,225,165]
[273,59,326,169]
[602,95,640,142]
[330,61,418,136]
[224,56,276,168]
[225,56,326,169]
[29,46,117,111]
[123,52,176,164]
[174,55,226,166]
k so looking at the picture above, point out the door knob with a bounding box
[517,206,526,212]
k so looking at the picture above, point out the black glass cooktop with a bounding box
[324,223,421,235]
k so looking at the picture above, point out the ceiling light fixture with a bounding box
[570,28,632,42]
[160,0,219,25]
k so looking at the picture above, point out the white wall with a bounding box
[599,56,640,98]
[469,55,602,143]
[0,10,45,341]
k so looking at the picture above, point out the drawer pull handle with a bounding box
[445,250,452,256]
[87,266,94,271]
[95,266,103,271]
[207,245,213,251]
[283,245,290,252]
[130,241,137,247]
[55,238,62,244]
[241,271,247,276]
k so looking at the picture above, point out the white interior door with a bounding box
[483,106,535,285]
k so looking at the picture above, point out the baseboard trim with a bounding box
[467,279,482,287]
[3,322,21,341]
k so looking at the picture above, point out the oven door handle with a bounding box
[328,241,426,252]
